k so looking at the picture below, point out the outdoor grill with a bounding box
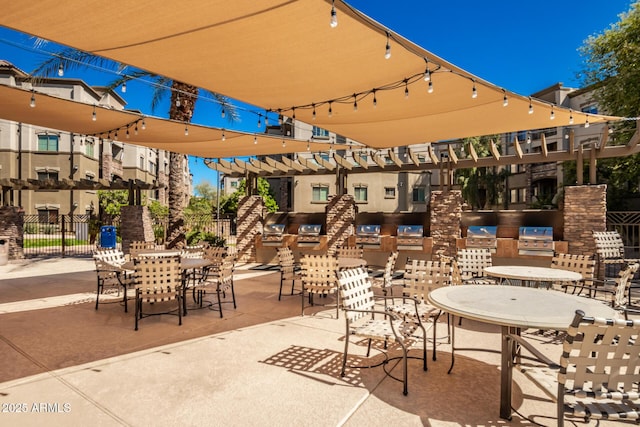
[396,225,424,250]
[517,226,554,256]
[296,224,322,247]
[355,224,381,247]
[261,224,286,246]
[466,226,498,252]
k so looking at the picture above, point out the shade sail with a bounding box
[0,84,330,157]
[0,0,620,150]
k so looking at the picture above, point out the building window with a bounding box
[582,104,598,114]
[149,161,157,174]
[38,209,58,224]
[412,186,426,203]
[37,134,59,151]
[230,181,238,188]
[384,187,396,198]
[312,185,329,202]
[85,139,95,157]
[37,171,59,181]
[139,156,145,169]
[354,185,368,202]
[312,126,330,139]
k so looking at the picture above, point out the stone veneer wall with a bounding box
[120,205,155,254]
[325,194,356,255]
[430,190,462,259]
[0,206,24,260]
[236,195,264,262]
[563,184,607,256]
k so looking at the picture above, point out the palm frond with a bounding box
[30,47,120,83]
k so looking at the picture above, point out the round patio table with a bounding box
[428,285,617,420]
[484,265,582,288]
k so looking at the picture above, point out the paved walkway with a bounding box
[0,257,628,426]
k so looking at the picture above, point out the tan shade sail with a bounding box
[0,84,330,157]
[0,0,620,150]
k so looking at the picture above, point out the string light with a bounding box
[134,123,139,135]
[527,133,531,144]
[471,80,477,99]
[584,115,590,128]
[141,118,146,130]
[175,95,181,107]
[353,95,358,112]
[221,107,225,119]
[57,63,64,77]
[373,90,377,107]
[282,139,286,148]
[30,91,36,108]
[404,80,409,99]
[330,0,338,28]
[328,102,333,117]
[428,80,434,94]
[126,126,130,139]
[502,90,508,107]
[423,58,431,81]
[312,104,316,120]
[254,136,257,145]
[550,106,555,120]
[292,107,296,121]
[121,81,126,93]
[257,115,262,128]
[307,141,311,151]
[221,130,226,141]
[569,109,574,125]
[528,97,534,114]
[384,32,391,59]
[184,125,189,136]
[92,105,97,121]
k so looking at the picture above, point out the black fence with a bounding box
[22,214,96,257]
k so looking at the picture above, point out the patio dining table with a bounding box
[484,265,582,288]
[427,284,618,420]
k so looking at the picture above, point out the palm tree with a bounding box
[31,46,238,248]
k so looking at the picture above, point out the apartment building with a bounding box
[0,60,190,219]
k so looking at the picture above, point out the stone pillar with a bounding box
[563,184,606,256]
[120,205,155,254]
[325,194,356,255]
[236,195,264,262]
[430,190,462,259]
[0,206,24,260]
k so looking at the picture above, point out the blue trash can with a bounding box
[100,226,117,249]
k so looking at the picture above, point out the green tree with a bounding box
[220,178,278,214]
[97,190,128,216]
[579,2,640,209]
[32,46,238,247]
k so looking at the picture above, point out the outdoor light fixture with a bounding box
[312,104,316,120]
[330,0,338,28]
[221,107,225,119]
[502,90,508,107]
[428,80,434,93]
[254,136,257,144]
[471,81,477,99]
[550,106,555,120]
[404,81,409,99]
[584,116,590,128]
[282,139,286,148]
[353,95,358,111]
[30,92,35,108]
[528,97,534,114]
[134,123,138,135]
[569,109,574,124]
[57,63,64,77]
[373,90,377,107]
[424,59,431,81]
[385,33,391,59]
[307,141,310,151]
[257,115,262,128]
[221,130,226,141]
[184,125,189,136]
[328,102,333,117]
[126,127,130,139]
[175,95,181,107]
[121,81,126,93]
[92,105,97,121]
[141,118,146,130]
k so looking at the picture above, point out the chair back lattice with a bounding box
[301,254,339,295]
[593,231,625,261]
[277,247,297,277]
[93,248,127,267]
[402,259,451,301]
[338,267,376,323]
[551,253,596,286]
[203,246,227,267]
[129,241,159,258]
[180,245,205,259]
[613,263,640,309]
[134,256,182,302]
[379,251,399,287]
[336,246,364,259]
[456,248,493,281]
[559,310,640,422]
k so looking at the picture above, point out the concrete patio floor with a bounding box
[0,257,633,426]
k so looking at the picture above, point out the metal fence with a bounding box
[22,214,96,257]
[607,211,640,259]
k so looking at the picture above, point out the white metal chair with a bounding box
[93,248,134,312]
[338,267,427,396]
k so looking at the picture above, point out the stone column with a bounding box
[325,194,356,255]
[236,195,264,262]
[563,184,606,256]
[0,206,24,260]
[430,190,462,259]
[120,205,155,254]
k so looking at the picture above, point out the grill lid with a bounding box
[298,224,321,236]
[397,225,423,237]
[263,224,285,236]
[356,224,381,236]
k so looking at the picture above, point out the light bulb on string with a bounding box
[528,97,534,114]
[404,80,409,99]
[175,95,181,107]
[569,110,574,125]
[307,141,311,151]
[428,80,434,94]
[330,0,338,28]
[141,118,146,130]
[373,90,377,107]
[282,139,286,148]
[584,115,590,128]
[134,123,139,135]
[30,92,36,108]
[254,136,258,145]
[423,58,431,81]
[328,102,333,117]
[126,127,130,139]
[550,106,555,120]
[471,81,477,99]
[221,108,225,119]
[184,125,189,136]
[121,81,126,93]
[312,104,316,120]
[221,130,226,141]
[57,63,64,77]
[257,115,262,128]
[92,105,97,121]
[502,90,509,107]
[384,32,391,59]
[353,95,358,112]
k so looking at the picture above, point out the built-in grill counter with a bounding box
[396,225,424,250]
[517,226,555,256]
[466,226,498,252]
[261,224,286,246]
[296,224,322,247]
[355,224,381,248]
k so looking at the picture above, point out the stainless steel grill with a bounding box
[466,226,498,252]
[517,226,554,256]
[355,224,381,247]
[262,224,285,246]
[396,225,424,250]
[296,224,322,246]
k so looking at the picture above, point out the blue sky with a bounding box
[0,0,634,191]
